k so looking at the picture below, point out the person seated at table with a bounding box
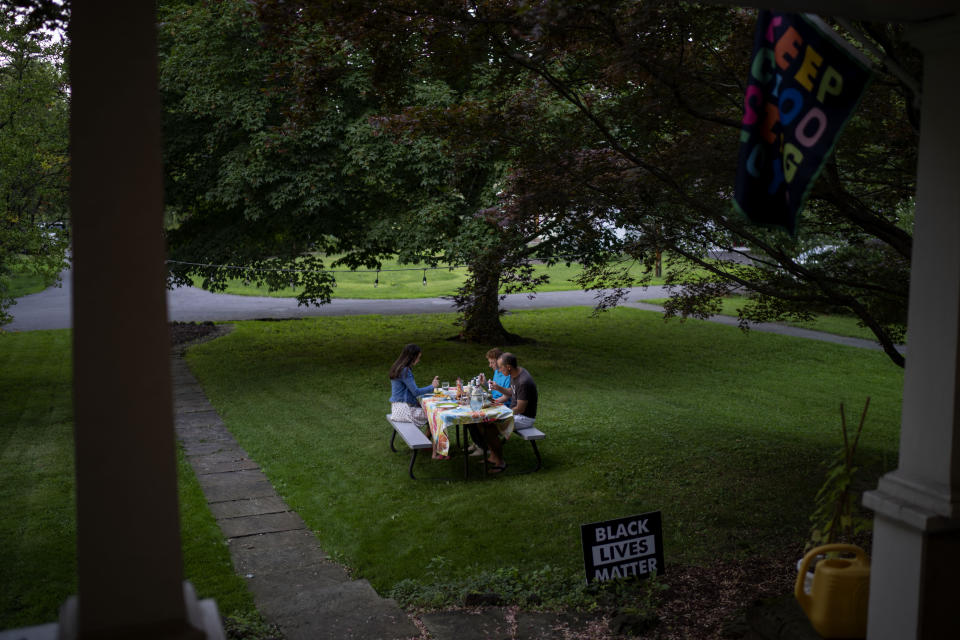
[498,351,537,431]
[477,347,511,404]
[388,343,439,428]
[480,351,538,474]
[469,348,512,456]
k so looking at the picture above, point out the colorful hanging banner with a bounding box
[733,12,873,235]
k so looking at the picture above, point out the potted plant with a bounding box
[794,398,873,638]
[805,397,873,555]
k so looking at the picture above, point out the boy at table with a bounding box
[469,348,512,457]
[478,347,511,404]
[478,351,538,474]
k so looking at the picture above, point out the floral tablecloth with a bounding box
[420,393,514,458]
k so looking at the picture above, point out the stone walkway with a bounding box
[171,352,592,639]
[172,355,418,639]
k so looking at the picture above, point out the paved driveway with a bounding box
[1,268,894,354]
[2,267,671,331]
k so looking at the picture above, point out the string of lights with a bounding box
[165,259,469,287]
[165,259,468,274]
[166,256,587,288]
[166,256,586,274]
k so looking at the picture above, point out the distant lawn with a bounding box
[0,330,260,630]
[186,254,697,299]
[5,257,57,299]
[183,307,903,597]
[6,271,49,298]
[639,295,879,341]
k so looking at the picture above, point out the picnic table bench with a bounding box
[387,414,432,479]
[513,424,545,472]
[388,411,546,478]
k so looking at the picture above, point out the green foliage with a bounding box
[389,558,668,615]
[159,6,710,343]
[221,613,283,640]
[159,0,461,308]
[389,561,582,609]
[161,1,920,359]
[162,0,658,343]
[288,2,917,363]
[806,398,874,552]
[0,15,69,324]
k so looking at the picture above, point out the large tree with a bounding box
[161,0,597,343]
[252,0,637,342]
[160,0,497,323]
[161,0,372,304]
[168,1,917,361]
[290,1,917,365]
[0,11,69,325]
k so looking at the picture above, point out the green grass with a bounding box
[188,255,690,299]
[1,310,905,621]
[177,448,259,619]
[182,307,903,595]
[4,258,54,299]
[0,330,76,628]
[0,330,260,630]
[6,272,49,298]
[640,295,878,341]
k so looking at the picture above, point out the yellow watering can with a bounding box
[795,543,870,639]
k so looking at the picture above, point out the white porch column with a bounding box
[863,15,960,640]
[64,2,223,639]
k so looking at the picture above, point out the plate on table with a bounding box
[434,401,459,409]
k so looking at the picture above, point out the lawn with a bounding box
[4,257,57,299]
[0,308,905,625]
[639,295,879,341]
[182,307,903,597]
[0,330,260,631]
[185,254,685,299]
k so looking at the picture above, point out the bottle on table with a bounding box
[470,384,483,411]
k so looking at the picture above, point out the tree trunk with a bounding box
[456,258,523,344]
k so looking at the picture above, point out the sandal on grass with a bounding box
[487,462,507,474]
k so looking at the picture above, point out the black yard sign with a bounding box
[580,511,665,584]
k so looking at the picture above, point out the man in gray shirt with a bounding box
[496,352,537,429]
[484,352,538,474]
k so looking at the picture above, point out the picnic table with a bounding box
[420,391,514,478]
